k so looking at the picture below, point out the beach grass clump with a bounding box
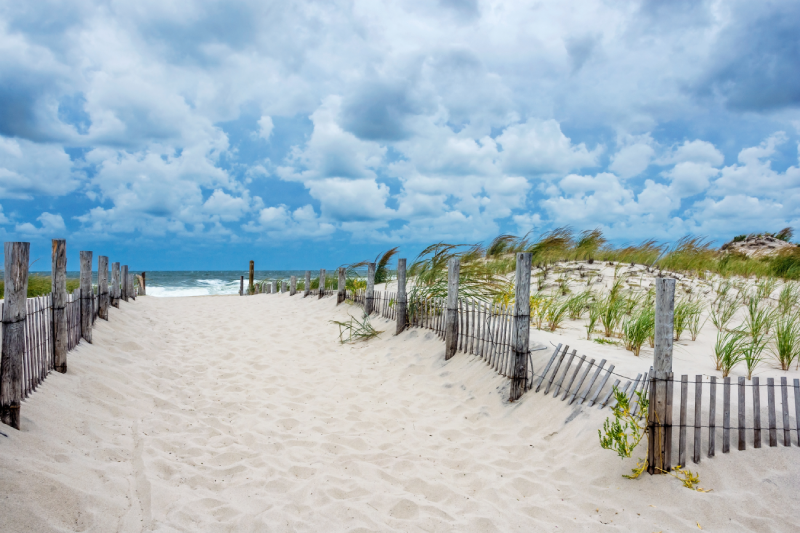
[622,306,655,356]
[545,297,570,332]
[0,275,80,298]
[777,282,799,313]
[331,313,383,343]
[743,298,774,340]
[742,334,769,380]
[770,313,800,371]
[755,278,778,300]
[710,297,740,332]
[567,291,592,320]
[585,300,601,339]
[674,298,703,341]
[598,283,625,337]
[714,329,746,377]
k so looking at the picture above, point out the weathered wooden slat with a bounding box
[80,251,93,344]
[1,241,30,430]
[588,364,615,407]
[752,377,761,448]
[545,350,578,398]
[534,344,562,393]
[627,373,643,403]
[578,359,606,405]
[768,377,777,447]
[631,371,648,417]
[510,252,532,398]
[709,376,717,457]
[679,375,688,467]
[599,379,621,409]
[795,379,800,446]
[445,259,460,360]
[561,354,586,401]
[665,372,674,470]
[781,377,790,447]
[723,377,731,453]
[568,357,594,405]
[738,377,746,451]
[693,375,702,464]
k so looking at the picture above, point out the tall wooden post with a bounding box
[337,267,346,304]
[111,262,120,308]
[141,272,146,295]
[121,265,129,302]
[365,263,376,314]
[445,258,460,360]
[304,271,311,297]
[396,258,407,335]
[648,277,675,474]
[80,251,93,344]
[1,242,30,429]
[129,272,136,300]
[98,256,109,320]
[248,261,254,295]
[319,269,326,298]
[290,276,297,296]
[510,253,532,401]
[271,280,277,294]
[51,239,68,373]
[240,276,244,296]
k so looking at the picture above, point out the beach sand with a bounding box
[1,292,799,531]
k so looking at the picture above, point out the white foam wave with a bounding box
[148,279,240,298]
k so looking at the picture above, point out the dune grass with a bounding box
[0,275,80,298]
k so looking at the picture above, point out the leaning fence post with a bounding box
[290,276,297,296]
[51,239,68,373]
[80,251,93,344]
[304,271,311,297]
[121,265,129,302]
[319,269,326,298]
[445,258,460,360]
[1,242,30,429]
[111,262,120,308]
[510,253,532,401]
[396,258,407,335]
[648,277,675,474]
[98,256,109,320]
[337,267,346,304]
[365,263,376,314]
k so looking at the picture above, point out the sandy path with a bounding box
[1,294,799,532]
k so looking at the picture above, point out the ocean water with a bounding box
[140,271,310,297]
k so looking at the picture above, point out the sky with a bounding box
[1,0,799,271]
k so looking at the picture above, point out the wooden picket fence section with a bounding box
[648,374,800,467]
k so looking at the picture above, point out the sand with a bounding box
[1,291,799,532]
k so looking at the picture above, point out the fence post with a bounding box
[80,251,93,344]
[98,256,109,320]
[141,272,146,295]
[365,263,375,314]
[111,262,120,308]
[240,276,244,296]
[319,269,326,298]
[337,267,346,305]
[1,242,30,429]
[51,239,68,373]
[290,276,297,296]
[129,271,136,300]
[248,261,254,295]
[510,253,532,401]
[396,258,407,335]
[121,265,129,302]
[304,271,311,297]
[445,258,460,360]
[648,277,675,474]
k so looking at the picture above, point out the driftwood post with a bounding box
[648,277,675,474]
[365,263,376,315]
[121,265,129,302]
[445,258,460,360]
[1,242,30,429]
[80,251,93,344]
[337,267,346,305]
[319,269,326,298]
[248,261,254,295]
[396,258,407,335]
[290,276,297,296]
[304,271,311,297]
[510,253,532,401]
[111,262,120,308]
[51,239,68,373]
[98,256,109,320]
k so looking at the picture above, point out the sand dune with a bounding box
[1,293,799,532]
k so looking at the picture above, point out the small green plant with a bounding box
[770,314,800,371]
[687,304,707,341]
[710,297,739,332]
[714,329,746,376]
[621,306,655,356]
[546,297,570,332]
[530,294,552,330]
[331,313,383,344]
[599,293,624,338]
[742,334,769,380]
[674,298,703,341]
[586,300,601,340]
[566,291,592,320]
[593,337,619,346]
[599,386,648,478]
[778,282,799,314]
[743,298,773,340]
[755,278,778,300]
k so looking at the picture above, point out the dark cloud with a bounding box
[437,0,480,21]
[694,1,800,111]
[565,35,599,73]
[340,79,433,142]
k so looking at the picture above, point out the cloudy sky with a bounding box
[1,0,799,270]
